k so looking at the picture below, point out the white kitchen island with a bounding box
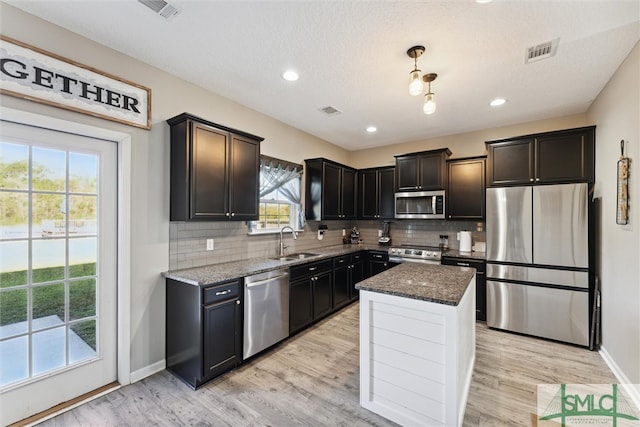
[356,263,476,427]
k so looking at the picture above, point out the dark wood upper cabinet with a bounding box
[446,156,486,220]
[305,158,357,220]
[168,113,262,221]
[395,148,452,191]
[486,126,595,187]
[358,166,395,220]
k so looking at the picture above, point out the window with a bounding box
[248,156,304,234]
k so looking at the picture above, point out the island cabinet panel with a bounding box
[359,282,476,427]
[168,113,262,221]
[486,126,595,187]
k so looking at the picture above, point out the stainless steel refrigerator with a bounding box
[485,183,595,347]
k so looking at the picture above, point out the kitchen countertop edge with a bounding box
[355,263,475,306]
[162,244,388,286]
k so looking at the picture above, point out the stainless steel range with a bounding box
[388,244,442,264]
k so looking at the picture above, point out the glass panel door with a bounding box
[0,120,117,425]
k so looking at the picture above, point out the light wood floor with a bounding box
[39,303,616,427]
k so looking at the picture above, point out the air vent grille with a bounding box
[525,38,559,64]
[138,0,180,20]
[319,106,341,116]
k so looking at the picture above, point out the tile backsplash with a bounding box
[169,219,485,270]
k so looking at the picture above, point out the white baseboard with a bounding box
[129,359,166,384]
[599,346,640,411]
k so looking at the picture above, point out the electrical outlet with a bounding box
[206,239,214,251]
[342,229,346,236]
[378,230,382,237]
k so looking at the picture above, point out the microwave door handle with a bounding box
[432,195,436,214]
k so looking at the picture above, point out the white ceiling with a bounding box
[6,0,640,151]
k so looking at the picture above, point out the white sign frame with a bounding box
[0,36,151,130]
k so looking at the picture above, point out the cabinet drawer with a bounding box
[203,281,240,305]
[367,251,388,262]
[352,252,364,262]
[290,260,332,281]
[441,257,485,272]
[333,255,350,267]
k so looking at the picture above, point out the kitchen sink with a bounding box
[271,252,320,261]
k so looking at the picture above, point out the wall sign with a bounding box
[0,35,151,130]
[617,139,630,225]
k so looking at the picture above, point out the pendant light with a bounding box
[407,46,425,96]
[422,73,437,115]
[406,45,439,114]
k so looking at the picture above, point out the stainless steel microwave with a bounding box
[395,190,445,219]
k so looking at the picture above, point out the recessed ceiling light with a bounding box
[475,0,493,3]
[490,98,507,107]
[282,70,299,81]
[366,126,377,133]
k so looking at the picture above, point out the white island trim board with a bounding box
[359,275,476,427]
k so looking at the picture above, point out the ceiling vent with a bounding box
[138,0,181,20]
[319,106,341,116]
[525,38,559,64]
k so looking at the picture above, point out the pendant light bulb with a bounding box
[423,92,437,115]
[409,69,423,96]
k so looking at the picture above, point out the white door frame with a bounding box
[1,106,132,386]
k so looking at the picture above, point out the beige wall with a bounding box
[587,42,640,388]
[348,114,589,169]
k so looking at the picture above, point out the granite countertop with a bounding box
[355,263,475,306]
[163,243,387,286]
[443,249,487,260]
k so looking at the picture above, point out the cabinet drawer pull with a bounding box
[457,262,470,267]
[215,289,231,295]
[339,260,345,263]
[308,266,318,271]
[373,255,382,259]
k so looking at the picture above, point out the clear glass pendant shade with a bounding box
[423,92,436,115]
[409,70,423,96]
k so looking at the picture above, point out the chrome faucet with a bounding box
[279,225,297,257]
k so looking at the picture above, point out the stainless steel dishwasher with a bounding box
[243,268,290,360]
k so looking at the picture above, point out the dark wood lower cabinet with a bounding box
[333,252,365,306]
[167,250,404,388]
[289,259,333,335]
[312,271,333,319]
[333,255,351,309]
[441,256,486,321]
[367,250,397,277]
[166,278,241,389]
[289,278,313,334]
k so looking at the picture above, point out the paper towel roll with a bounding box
[457,231,472,252]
